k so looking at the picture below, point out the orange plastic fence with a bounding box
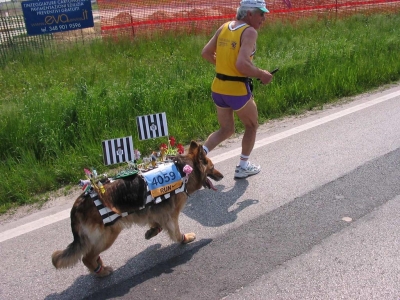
[97,0,400,39]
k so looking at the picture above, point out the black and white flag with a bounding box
[136,112,168,141]
[102,136,134,166]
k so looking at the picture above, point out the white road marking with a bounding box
[0,210,70,243]
[211,90,400,164]
[1,90,399,243]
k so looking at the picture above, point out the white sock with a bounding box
[202,145,209,155]
[239,154,249,168]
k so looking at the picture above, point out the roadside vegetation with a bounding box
[0,13,400,213]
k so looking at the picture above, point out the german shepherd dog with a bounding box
[52,141,223,277]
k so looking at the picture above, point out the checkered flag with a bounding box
[102,136,134,166]
[136,112,168,141]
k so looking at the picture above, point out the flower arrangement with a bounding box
[130,136,185,170]
[78,138,186,188]
[160,136,185,158]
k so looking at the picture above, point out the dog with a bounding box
[51,141,223,277]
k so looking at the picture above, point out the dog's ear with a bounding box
[198,144,208,164]
[188,140,207,164]
[188,140,199,155]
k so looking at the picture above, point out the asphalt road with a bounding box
[1,84,400,300]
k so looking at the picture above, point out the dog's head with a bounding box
[174,141,223,194]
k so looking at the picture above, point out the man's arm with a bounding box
[201,26,223,65]
[236,27,272,84]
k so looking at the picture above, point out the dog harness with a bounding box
[81,162,191,226]
[90,180,186,226]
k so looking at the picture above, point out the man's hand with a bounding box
[258,69,273,85]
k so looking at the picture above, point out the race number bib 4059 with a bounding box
[142,163,182,198]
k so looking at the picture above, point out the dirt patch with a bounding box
[0,186,81,226]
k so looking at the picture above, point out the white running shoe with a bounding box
[234,162,261,178]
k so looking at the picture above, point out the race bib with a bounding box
[142,163,182,198]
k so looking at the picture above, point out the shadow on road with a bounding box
[44,179,258,299]
[45,239,212,300]
[184,179,259,227]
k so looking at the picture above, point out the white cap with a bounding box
[240,0,269,13]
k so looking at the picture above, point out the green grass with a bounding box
[1,13,400,212]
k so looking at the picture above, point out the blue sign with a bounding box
[142,163,182,192]
[22,0,94,36]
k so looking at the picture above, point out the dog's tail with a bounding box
[52,207,88,269]
[52,230,86,269]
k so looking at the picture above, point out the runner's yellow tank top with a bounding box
[211,22,255,96]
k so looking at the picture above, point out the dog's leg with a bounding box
[82,227,122,277]
[165,218,196,244]
[82,251,113,277]
[163,194,196,244]
[145,223,162,240]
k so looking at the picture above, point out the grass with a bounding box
[1,13,400,213]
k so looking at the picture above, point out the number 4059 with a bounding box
[152,172,177,186]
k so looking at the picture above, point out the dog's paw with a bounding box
[145,227,162,240]
[182,233,196,244]
[95,266,113,277]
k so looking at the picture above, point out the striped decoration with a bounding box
[102,136,134,166]
[90,180,186,226]
[136,112,168,141]
[91,192,128,226]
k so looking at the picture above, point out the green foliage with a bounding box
[1,13,400,209]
